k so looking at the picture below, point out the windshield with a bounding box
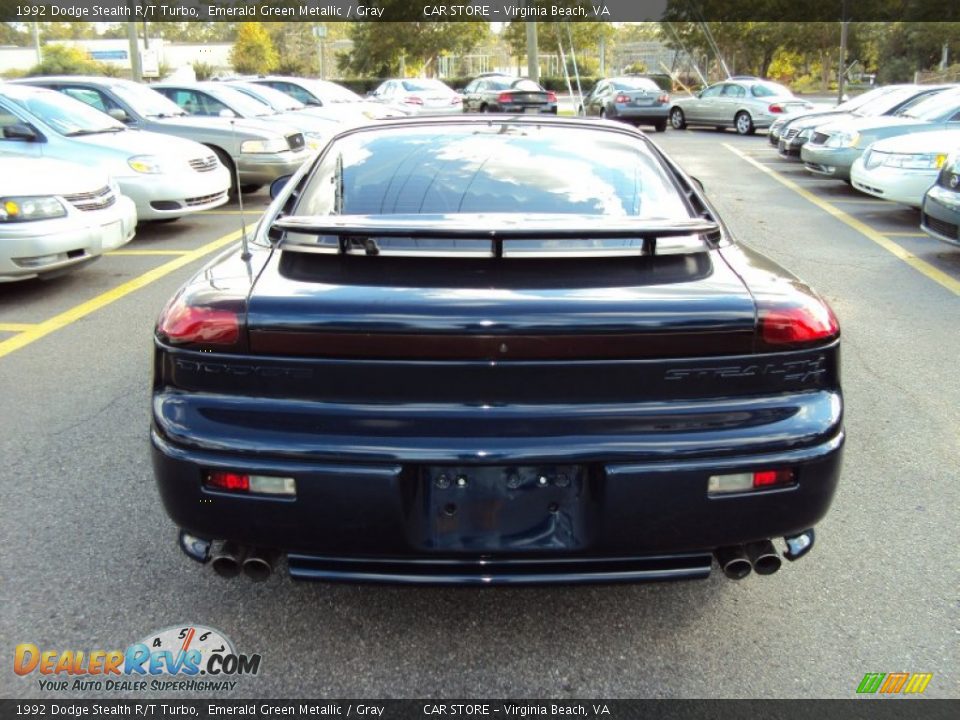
[303,79,363,103]
[208,86,276,117]
[231,82,305,112]
[899,90,960,120]
[854,86,925,116]
[837,86,893,112]
[111,82,185,117]
[2,88,125,135]
[294,125,690,220]
[401,79,453,94]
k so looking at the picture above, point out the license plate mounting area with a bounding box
[406,464,595,552]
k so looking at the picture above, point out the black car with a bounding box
[461,75,558,114]
[152,117,843,586]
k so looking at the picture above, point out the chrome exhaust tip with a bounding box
[210,541,246,578]
[178,530,211,564]
[745,540,782,575]
[714,546,752,580]
[242,549,279,582]
[784,528,816,561]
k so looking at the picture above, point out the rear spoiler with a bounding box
[271,214,721,258]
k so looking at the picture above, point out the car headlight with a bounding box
[825,131,860,148]
[128,155,167,174]
[0,196,67,222]
[882,153,948,171]
[240,138,289,154]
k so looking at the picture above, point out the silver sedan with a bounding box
[669,78,815,135]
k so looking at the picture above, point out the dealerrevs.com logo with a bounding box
[14,624,261,693]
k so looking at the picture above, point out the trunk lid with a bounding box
[246,241,758,361]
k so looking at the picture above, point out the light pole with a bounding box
[838,0,848,104]
[526,22,539,81]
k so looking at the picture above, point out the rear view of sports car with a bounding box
[151,117,843,585]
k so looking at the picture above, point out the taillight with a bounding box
[546,91,557,103]
[658,94,670,104]
[708,468,796,495]
[404,96,424,105]
[157,294,240,347]
[205,470,297,497]
[497,92,513,104]
[615,93,630,103]
[769,103,785,113]
[760,296,839,348]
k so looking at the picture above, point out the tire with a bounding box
[599,108,607,119]
[654,120,667,133]
[209,146,238,196]
[479,103,489,113]
[670,107,686,130]
[735,111,755,136]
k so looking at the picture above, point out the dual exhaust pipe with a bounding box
[714,530,815,580]
[211,542,280,582]
[177,531,279,582]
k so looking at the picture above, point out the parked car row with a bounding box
[0,74,411,282]
[768,83,960,248]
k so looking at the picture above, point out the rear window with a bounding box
[292,125,690,220]
[613,79,660,92]
[750,82,792,98]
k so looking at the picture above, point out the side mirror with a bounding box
[690,176,705,193]
[107,108,129,123]
[3,123,38,141]
[218,108,237,118]
[270,175,292,199]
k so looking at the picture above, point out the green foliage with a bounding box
[502,21,613,58]
[191,61,215,81]
[27,44,113,77]
[229,22,278,75]
[344,18,488,77]
[624,61,648,74]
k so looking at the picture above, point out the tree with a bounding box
[27,44,116,77]
[343,18,488,77]
[229,22,277,75]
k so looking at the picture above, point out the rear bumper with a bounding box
[152,406,843,582]
[611,106,669,121]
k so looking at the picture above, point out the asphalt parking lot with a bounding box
[1,127,957,700]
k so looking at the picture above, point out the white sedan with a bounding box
[0,155,136,282]
[851,129,960,207]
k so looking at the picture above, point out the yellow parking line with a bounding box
[723,143,960,297]
[883,231,929,238]
[0,229,243,360]
[0,323,38,333]
[106,250,191,256]
[828,198,896,205]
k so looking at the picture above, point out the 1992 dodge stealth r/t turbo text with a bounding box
[151,116,843,585]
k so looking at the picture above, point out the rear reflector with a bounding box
[157,295,240,346]
[708,469,795,494]
[205,471,297,497]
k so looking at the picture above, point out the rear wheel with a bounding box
[654,120,667,132]
[670,108,686,130]
[599,108,607,119]
[479,103,489,113]
[735,111,755,136]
